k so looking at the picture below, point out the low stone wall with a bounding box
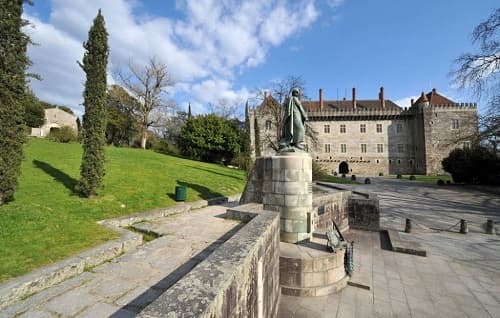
[348,196,380,231]
[312,191,351,232]
[239,158,265,205]
[315,182,380,231]
[140,209,281,318]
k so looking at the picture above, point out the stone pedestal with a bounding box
[262,153,312,243]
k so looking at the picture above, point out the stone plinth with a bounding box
[262,153,312,243]
[279,233,348,297]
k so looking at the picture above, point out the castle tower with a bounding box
[415,89,478,175]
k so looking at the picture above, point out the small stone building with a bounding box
[250,88,478,175]
[30,107,78,138]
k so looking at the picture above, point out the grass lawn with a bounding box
[389,174,453,183]
[0,138,245,282]
[318,175,358,184]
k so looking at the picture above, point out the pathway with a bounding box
[1,203,241,318]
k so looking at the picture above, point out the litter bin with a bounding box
[175,185,187,201]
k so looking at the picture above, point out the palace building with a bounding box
[249,87,478,175]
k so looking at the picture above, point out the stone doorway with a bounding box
[339,161,349,174]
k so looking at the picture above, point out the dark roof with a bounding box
[414,89,455,106]
[304,99,402,112]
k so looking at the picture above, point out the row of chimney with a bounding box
[318,87,386,110]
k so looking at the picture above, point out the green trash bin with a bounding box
[175,185,187,201]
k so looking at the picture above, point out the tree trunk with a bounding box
[140,126,147,149]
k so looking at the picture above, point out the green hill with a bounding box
[0,138,245,281]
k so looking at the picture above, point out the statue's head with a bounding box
[291,88,300,97]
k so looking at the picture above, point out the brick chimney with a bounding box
[264,91,268,99]
[379,86,385,109]
[352,87,356,109]
[319,88,324,111]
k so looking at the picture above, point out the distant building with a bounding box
[30,107,78,138]
[250,87,478,175]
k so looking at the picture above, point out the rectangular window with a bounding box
[376,124,382,133]
[397,144,404,153]
[341,144,347,153]
[360,144,367,153]
[463,141,471,149]
[377,144,384,153]
[265,120,272,131]
[452,119,459,129]
[340,124,346,133]
[324,124,330,133]
[360,124,366,133]
[396,123,403,133]
[324,144,331,153]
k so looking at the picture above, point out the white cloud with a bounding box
[394,96,419,107]
[23,0,323,116]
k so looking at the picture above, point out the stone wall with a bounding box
[251,99,478,176]
[239,157,265,205]
[312,191,350,232]
[422,105,478,175]
[30,108,78,137]
[348,195,380,231]
[139,210,280,318]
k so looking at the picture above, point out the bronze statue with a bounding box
[279,88,308,152]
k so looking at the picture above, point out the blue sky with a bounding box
[24,0,498,117]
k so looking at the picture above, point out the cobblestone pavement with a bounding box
[1,203,240,318]
[279,178,500,317]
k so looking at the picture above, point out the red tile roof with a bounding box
[414,89,455,106]
[303,99,402,111]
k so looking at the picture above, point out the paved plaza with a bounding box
[279,178,500,317]
[1,178,499,317]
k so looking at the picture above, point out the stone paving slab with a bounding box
[279,179,500,318]
[386,229,427,256]
[1,202,241,317]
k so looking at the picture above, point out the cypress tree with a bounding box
[0,1,30,204]
[243,102,253,173]
[254,117,261,157]
[78,10,109,197]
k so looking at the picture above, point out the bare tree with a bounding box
[452,8,500,153]
[208,97,243,119]
[117,57,174,149]
[255,75,318,152]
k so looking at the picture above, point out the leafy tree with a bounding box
[24,90,45,128]
[78,10,109,197]
[442,147,500,185]
[452,8,500,153]
[117,57,174,149]
[178,114,242,164]
[0,0,30,204]
[106,84,139,146]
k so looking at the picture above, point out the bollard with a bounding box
[405,218,412,233]
[460,219,468,234]
[486,219,495,234]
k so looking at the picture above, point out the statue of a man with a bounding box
[279,88,308,152]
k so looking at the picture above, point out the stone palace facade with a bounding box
[249,87,478,175]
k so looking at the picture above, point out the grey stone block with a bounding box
[280,219,308,233]
[263,193,285,206]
